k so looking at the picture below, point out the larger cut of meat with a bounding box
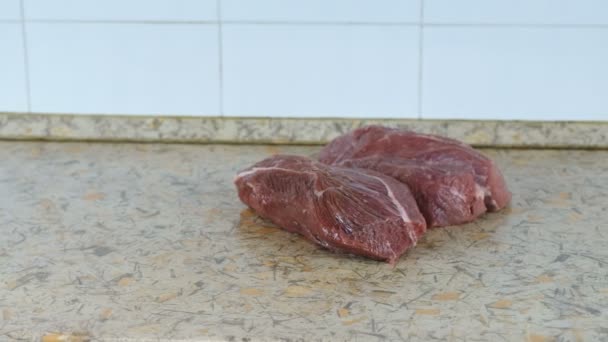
[319,125,511,227]
[234,155,427,264]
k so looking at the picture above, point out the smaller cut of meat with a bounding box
[319,125,511,227]
[234,155,426,264]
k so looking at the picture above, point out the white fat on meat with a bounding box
[366,174,418,245]
[235,166,319,183]
[234,166,296,180]
[449,187,467,202]
[475,184,486,200]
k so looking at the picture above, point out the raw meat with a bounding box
[319,125,511,227]
[338,157,486,227]
[234,155,426,264]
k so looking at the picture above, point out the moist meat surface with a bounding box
[319,125,511,227]
[234,155,427,263]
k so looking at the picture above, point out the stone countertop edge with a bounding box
[1,112,607,148]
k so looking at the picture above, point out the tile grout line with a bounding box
[217,0,224,116]
[417,0,425,119]
[8,19,608,28]
[16,19,418,26]
[19,0,32,112]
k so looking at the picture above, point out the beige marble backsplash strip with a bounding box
[1,112,607,148]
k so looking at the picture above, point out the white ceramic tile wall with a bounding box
[0,0,21,20]
[24,0,217,21]
[0,23,28,112]
[223,25,419,118]
[424,0,608,25]
[222,0,420,23]
[27,23,220,115]
[422,27,608,121]
[0,1,607,120]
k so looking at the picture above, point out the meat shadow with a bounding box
[234,206,512,272]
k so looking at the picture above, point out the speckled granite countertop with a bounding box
[1,141,607,341]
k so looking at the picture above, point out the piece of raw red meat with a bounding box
[338,157,486,227]
[235,155,426,264]
[319,125,511,227]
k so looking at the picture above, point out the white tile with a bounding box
[28,23,220,115]
[0,0,20,20]
[222,0,420,23]
[222,25,419,118]
[0,23,28,112]
[25,0,217,21]
[422,27,608,121]
[424,0,608,25]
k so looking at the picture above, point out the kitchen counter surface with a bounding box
[1,141,607,341]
